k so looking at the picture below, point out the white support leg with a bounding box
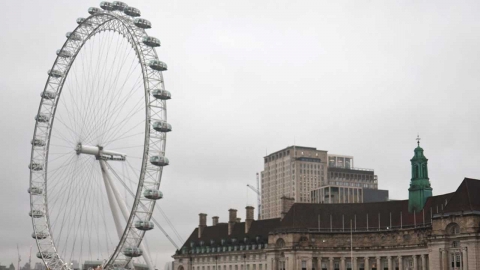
[101,160,154,270]
[100,160,124,240]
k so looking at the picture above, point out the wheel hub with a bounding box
[75,143,126,161]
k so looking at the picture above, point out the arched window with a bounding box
[178,266,184,270]
[446,223,460,235]
[275,238,285,248]
[423,164,428,178]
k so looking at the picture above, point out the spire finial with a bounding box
[416,134,421,146]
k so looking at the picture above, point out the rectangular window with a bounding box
[302,260,307,270]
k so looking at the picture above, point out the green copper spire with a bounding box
[408,135,432,212]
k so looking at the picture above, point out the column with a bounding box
[420,255,426,270]
[398,256,402,270]
[364,257,369,270]
[329,258,334,270]
[441,250,446,270]
[375,257,380,270]
[340,257,345,270]
[352,257,357,270]
[413,255,417,270]
[462,248,468,270]
[387,256,392,270]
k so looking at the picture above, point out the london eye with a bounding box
[28,2,170,269]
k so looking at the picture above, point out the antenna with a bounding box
[29,246,32,270]
[17,244,21,270]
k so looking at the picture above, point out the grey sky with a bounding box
[1,0,480,268]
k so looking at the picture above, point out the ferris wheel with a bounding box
[28,2,171,270]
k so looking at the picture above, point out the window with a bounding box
[446,223,460,235]
[276,238,285,248]
[302,261,307,270]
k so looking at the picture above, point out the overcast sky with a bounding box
[1,0,480,268]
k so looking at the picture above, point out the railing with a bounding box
[328,165,374,172]
[271,224,432,234]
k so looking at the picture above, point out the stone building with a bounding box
[173,143,480,269]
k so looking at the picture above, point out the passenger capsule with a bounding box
[31,138,46,147]
[152,89,171,100]
[142,36,161,47]
[29,210,45,218]
[76,18,92,26]
[134,18,151,29]
[112,1,128,11]
[124,6,141,17]
[36,252,53,259]
[148,60,167,71]
[152,121,172,132]
[32,232,49,240]
[143,189,163,200]
[48,69,63,78]
[35,114,50,123]
[134,220,154,231]
[66,32,82,41]
[56,49,73,58]
[29,163,44,171]
[100,1,114,11]
[28,187,43,195]
[41,91,57,100]
[88,7,103,15]
[123,247,143,257]
[150,155,169,166]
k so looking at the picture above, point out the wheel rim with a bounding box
[29,4,169,270]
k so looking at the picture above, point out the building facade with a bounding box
[261,146,328,219]
[261,147,381,219]
[311,185,389,204]
[173,143,480,270]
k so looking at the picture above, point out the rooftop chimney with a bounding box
[236,217,241,222]
[245,206,254,233]
[228,209,237,235]
[212,216,219,226]
[281,196,295,220]
[198,213,207,238]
